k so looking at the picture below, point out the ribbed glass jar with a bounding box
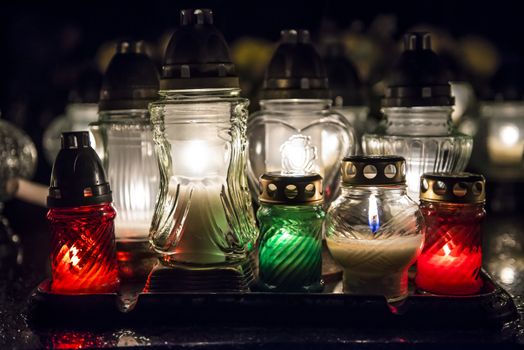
[362,106,472,200]
[149,89,258,266]
[325,156,424,302]
[91,111,159,243]
[248,99,356,204]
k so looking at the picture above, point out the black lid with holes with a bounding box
[420,172,485,204]
[48,132,112,208]
[259,172,323,205]
[341,155,406,186]
[99,40,160,111]
[161,9,239,90]
[382,32,453,107]
[261,29,330,100]
[324,42,363,106]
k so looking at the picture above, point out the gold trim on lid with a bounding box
[259,172,323,205]
[420,172,486,204]
[341,155,406,186]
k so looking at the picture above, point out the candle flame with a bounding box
[443,243,451,256]
[368,194,380,233]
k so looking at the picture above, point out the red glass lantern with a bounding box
[47,132,119,293]
[416,173,486,295]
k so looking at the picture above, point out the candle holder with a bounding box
[256,173,325,292]
[146,9,258,293]
[47,132,119,293]
[247,29,357,205]
[90,40,160,283]
[362,32,472,200]
[416,173,486,295]
[326,156,424,303]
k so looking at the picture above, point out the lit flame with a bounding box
[69,246,80,267]
[368,194,379,233]
[499,124,520,147]
[442,243,451,256]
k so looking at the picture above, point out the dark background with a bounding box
[1,0,524,226]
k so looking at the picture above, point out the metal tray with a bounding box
[28,268,519,330]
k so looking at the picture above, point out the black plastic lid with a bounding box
[323,42,363,106]
[161,9,238,90]
[99,40,160,111]
[48,132,112,208]
[261,29,330,100]
[382,32,454,108]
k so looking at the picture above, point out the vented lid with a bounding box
[161,9,239,90]
[261,29,330,100]
[259,172,323,205]
[420,172,485,204]
[382,32,453,107]
[99,40,159,111]
[48,132,112,208]
[341,156,406,186]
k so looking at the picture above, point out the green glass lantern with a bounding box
[257,173,325,292]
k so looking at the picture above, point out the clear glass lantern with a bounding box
[90,41,160,245]
[362,33,472,200]
[247,30,357,205]
[325,156,424,303]
[147,9,258,292]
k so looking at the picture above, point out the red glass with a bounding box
[47,203,119,293]
[416,201,485,295]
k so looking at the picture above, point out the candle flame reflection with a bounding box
[443,243,451,256]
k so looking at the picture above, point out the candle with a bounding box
[325,156,424,302]
[416,173,485,295]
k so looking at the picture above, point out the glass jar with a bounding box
[90,41,160,245]
[326,156,424,302]
[47,132,119,293]
[257,173,325,292]
[362,33,472,200]
[247,30,356,205]
[416,173,486,295]
[147,9,257,292]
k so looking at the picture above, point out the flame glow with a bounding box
[443,243,451,256]
[368,194,380,233]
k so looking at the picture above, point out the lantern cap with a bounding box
[48,132,112,208]
[261,29,330,100]
[324,42,363,106]
[341,155,406,186]
[259,172,323,205]
[382,32,454,108]
[420,172,486,204]
[161,9,239,90]
[99,40,159,111]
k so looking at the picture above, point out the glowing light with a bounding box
[368,194,379,233]
[500,266,515,285]
[181,140,210,176]
[443,243,451,256]
[499,124,520,147]
[69,246,80,267]
[280,134,316,175]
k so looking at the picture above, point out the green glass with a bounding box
[257,203,324,292]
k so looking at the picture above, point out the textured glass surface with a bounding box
[363,107,472,200]
[91,111,159,243]
[247,100,357,204]
[43,103,98,165]
[0,117,37,202]
[257,203,324,292]
[48,204,119,293]
[326,185,424,302]
[149,90,258,267]
[416,202,485,295]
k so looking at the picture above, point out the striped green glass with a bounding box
[257,203,324,292]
